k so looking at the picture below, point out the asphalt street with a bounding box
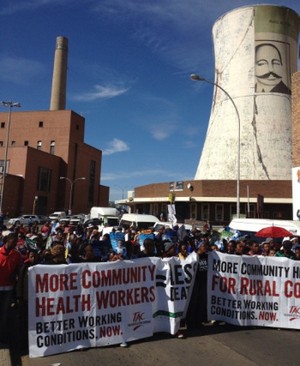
[9,323,300,366]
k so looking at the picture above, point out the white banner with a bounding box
[28,253,198,358]
[208,252,300,329]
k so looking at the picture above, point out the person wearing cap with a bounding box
[290,237,299,252]
[161,239,185,338]
[161,239,176,258]
[276,240,296,259]
[264,237,280,251]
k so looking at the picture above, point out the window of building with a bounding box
[229,204,236,220]
[76,124,79,130]
[151,203,158,217]
[37,167,52,192]
[201,204,209,221]
[37,141,42,150]
[24,141,29,146]
[11,141,16,146]
[215,204,224,222]
[88,160,96,206]
[50,140,55,155]
[161,204,167,217]
[0,160,9,174]
[247,204,256,218]
[0,141,3,146]
[190,203,197,220]
[39,121,44,127]
[1,122,5,128]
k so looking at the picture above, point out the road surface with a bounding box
[10,323,300,366]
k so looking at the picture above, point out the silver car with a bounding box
[8,214,40,226]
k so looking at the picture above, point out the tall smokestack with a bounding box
[50,36,68,110]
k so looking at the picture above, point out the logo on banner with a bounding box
[287,306,300,321]
[128,311,150,331]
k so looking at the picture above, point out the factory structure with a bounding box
[124,5,300,225]
[0,36,108,216]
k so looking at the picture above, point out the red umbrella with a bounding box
[255,226,293,238]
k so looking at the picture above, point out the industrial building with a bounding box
[0,36,108,216]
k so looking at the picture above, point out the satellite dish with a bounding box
[187,183,193,191]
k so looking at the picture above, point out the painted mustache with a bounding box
[257,72,282,80]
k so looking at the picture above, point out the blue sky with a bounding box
[1,0,300,201]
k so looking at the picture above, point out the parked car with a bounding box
[49,211,66,221]
[59,216,72,225]
[69,214,85,225]
[8,214,40,226]
[37,215,50,224]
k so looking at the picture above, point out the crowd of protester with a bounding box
[1,217,299,348]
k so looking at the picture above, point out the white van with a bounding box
[119,213,158,230]
[89,207,119,229]
[49,211,66,221]
[229,218,300,236]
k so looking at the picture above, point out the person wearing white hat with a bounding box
[290,237,299,252]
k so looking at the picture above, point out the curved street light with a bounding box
[0,101,21,213]
[60,176,86,215]
[190,73,241,218]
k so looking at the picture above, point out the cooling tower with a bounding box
[50,36,68,111]
[195,5,300,181]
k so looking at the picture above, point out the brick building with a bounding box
[0,36,108,217]
[0,109,108,216]
[124,179,291,226]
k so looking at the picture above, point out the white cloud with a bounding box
[150,121,178,141]
[0,56,45,84]
[102,138,130,156]
[0,0,64,15]
[73,84,129,101]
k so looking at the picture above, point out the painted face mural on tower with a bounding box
[194,5,299,182]
[255,42,291,94]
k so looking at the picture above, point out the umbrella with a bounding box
[255,226,293,238]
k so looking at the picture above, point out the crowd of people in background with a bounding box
[0,217,299,349]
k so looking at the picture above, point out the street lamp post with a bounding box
[190,73,241,218]
[32,196,38,215]
[0,101,21,213]
[60,176,86,215]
